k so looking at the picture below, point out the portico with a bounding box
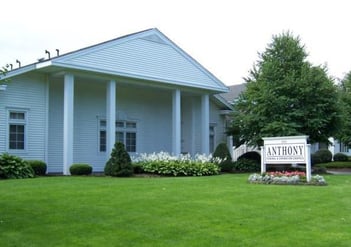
[61,73,212,174]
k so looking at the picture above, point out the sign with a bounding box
[263,136,307,163]
[261,136,312,182]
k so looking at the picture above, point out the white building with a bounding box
[0,28,232,174]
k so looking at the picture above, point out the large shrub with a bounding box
[233,158,260,173]
[238,151,261,165]
[0,153,34,179]
[312,149,332,165]
[70,164,93,175]
[132,163,144,174]
[133,152,220,176]
[311,153,322,166]
[105,142,133,177]
[333,152,349,162]
[27,160,47,176]
[219,160,234,172]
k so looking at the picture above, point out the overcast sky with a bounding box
[1,0,350,85]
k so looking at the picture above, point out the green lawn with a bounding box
[1,174,350,247]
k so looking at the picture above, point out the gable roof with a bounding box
[220,83,246,104]
[1,28,228,93]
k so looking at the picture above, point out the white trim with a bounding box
[6,108,28,153]
[51,62,228,93]
[98,119,138,154]
[35,60,52,69]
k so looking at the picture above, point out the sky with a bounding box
[1,0,350,85]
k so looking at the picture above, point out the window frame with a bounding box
[7,109,28,152]
[99,119,137,153]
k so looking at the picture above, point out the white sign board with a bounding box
[261,136,312,182]
[263,136,307,163]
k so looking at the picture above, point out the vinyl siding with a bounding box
[58,37,224,91]
[0,73,47,161]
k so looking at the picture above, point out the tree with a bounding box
[104,142,133,177]
[335,71,351,145]
[0,64,9,82]
[231,32,341,147]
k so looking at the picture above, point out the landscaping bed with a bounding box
[248,171,327,185]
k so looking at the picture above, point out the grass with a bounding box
[1,174,350,246]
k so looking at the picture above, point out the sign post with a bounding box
[262,136,311,182]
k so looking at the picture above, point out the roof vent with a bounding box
[45,50,51,59]
[16,60,21,68]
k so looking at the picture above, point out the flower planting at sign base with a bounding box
[248,171,327,185]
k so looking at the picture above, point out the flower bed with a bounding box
[248,171,327,185]
[132,152,221,176]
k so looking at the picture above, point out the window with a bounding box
[99,120,137,153]
[340,142,349,153]
[8,111,26,150]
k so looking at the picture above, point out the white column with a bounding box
[172,89,181,156]
[106,80,116,159]
[227,135,234,161]
[261,146,266,173]
[201,94,210,154]
[306,144,312,182]
[63,74,74,175]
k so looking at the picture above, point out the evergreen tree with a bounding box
[104,142,133,177]
[0,64,9,82]
[213,143,231,161]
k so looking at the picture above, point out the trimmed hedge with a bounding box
[27,160,47,176]
[333,152,349,162]
[312,149,332,165]
[70,164,93,175]
[316,161,351,169]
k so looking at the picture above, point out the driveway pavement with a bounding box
[327,169,351,175]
